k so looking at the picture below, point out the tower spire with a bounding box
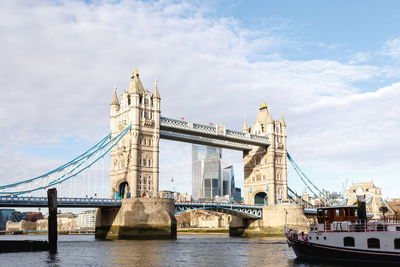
[259,99,267,110]
[281,111,286,127]
[266,107,273,124]
[128,65,144,94]
[110,85,119,106]
[242,115,249,133]
[153,78,160,99]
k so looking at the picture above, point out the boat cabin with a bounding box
[317,206,359,226]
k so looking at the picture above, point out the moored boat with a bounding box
[285,203,400,264]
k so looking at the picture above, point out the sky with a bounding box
[1,0,400,200]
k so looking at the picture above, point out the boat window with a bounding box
[335,209,340,217]
[349,208,355,216]
[395,239,400,250]
[344,208,349,217]
[367,238,380,249]
[396,226,400,231]
[317,210,323,218]
[343,237,355,247]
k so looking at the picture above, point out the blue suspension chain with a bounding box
[287,152,337,206]
[0,125,131,196]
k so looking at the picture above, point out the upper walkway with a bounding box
[160,117,269,151]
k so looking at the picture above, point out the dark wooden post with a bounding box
[47,188,57,253]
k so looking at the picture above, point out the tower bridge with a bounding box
[0,67,333,239]
[109,68,288,208]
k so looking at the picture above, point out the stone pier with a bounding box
[229,205,309,237]
[95,197,177,240]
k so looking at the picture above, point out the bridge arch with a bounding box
[117,181,131,199]
[254,192,268,206]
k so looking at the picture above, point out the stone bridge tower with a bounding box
[109,68,160,199]
[243,101,288,205]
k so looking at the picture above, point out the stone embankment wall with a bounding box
[230,204,310,237]
[95,197,176,239]
[176,210,231,228]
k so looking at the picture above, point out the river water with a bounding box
[0,234,355,267]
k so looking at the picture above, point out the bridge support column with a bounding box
[95,197,177,240]
[229,216,252,237]
[229,205,309,237]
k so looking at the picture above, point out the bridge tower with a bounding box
[109,68,160,199]
[242,101,288,205]
[97,69,175,240]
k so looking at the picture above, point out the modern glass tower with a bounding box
[192,145,236,202]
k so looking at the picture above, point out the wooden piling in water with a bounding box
[47,188,57,253]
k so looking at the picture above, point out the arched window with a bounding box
[367,238,380,249]
[254,192,268,206]
[118,182,130,199]
[343,237,355,247]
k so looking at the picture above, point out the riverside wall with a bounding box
[229,204,310,237]
[95,197,177,240]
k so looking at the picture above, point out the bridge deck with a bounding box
[0,197,122,208]
[0,197,317,218]
[175,202,263,219]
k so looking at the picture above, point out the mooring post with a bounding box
[47,188,57,253]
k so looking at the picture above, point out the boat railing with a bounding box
[383,215,400,224]
[318,219,397,233]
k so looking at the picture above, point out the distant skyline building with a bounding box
[192,145,238,202]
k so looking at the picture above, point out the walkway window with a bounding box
[367,238,380,249]
[343,237,355,247]
[395,239,400,250]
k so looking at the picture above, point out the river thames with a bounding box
[0,234,361,267]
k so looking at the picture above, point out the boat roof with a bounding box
[317,205,357,210]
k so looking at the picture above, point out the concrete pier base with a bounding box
[229,205,309,237]
[95,197,177,240]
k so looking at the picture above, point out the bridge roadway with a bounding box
[0,197,317,218]
[160,117,270,151]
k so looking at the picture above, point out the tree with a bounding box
[379,206,389,217]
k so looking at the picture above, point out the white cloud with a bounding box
[0,0,399,198]
[348,52,371,64]
[381,37,400,59]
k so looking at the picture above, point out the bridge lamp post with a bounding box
[171,177,175,195]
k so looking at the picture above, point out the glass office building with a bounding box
[192,145,237,202]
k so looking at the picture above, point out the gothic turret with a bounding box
[281,112,286,127]
[128,67,145,95]
[153,80,160,99]
[110,86,120,121]
[266,109,273,125]
[110,86,120,106]
[242,115,249,133]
